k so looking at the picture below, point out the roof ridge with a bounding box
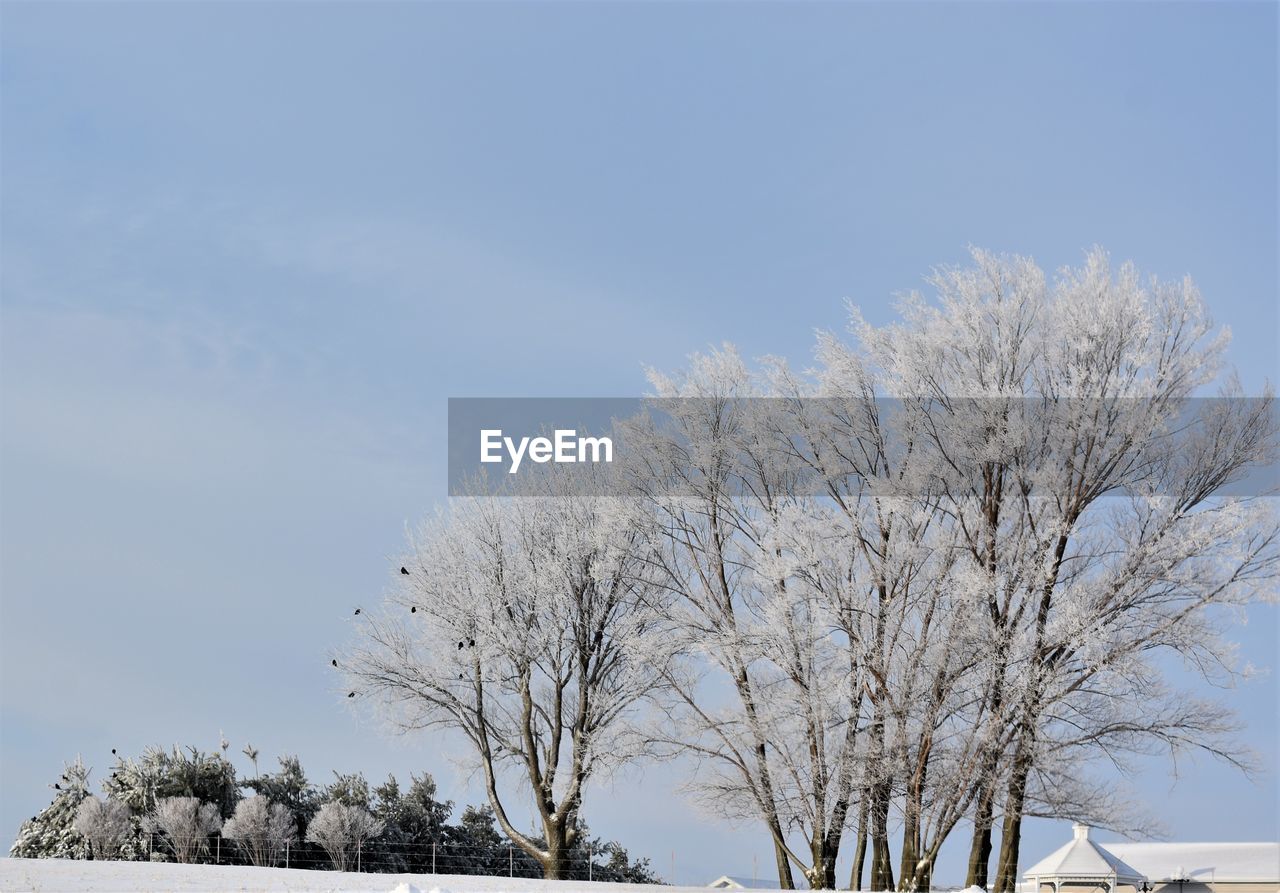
[1104,841,1278,847]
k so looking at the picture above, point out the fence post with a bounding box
[509,845,513,877]
[285,840,289,869]
[357,840,362,873]
[216,833,220,864]
[589,854,593,883]
[432,841,437,875]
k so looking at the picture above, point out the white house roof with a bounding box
[707,875,809,890]
[1024,826,1145,883]
[1103,842,1280,884]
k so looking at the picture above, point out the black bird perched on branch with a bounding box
[457,641,464,649]
[347,692,356,698]
[400,566,409,575]
[331,659,338,667]
[468,639,475,647]
[410,606,417,613]
[111,748,116,755]
[53,784,60,790]
[353,608,361,616]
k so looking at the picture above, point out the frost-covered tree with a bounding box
[343,466,676,879]
[305,801,384,871]
[104,745,238,820]
[221,795,297,867]
[620,348,970,891]
[144,796,222,863]
[824,248,1277,891]
[73,795,133,860]
[8,757,93,859]
[330,247,1270,891]
[623,248,1275,893]
[767,365,975,893]
[618,353,870,890]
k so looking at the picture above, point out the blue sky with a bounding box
[1,0,1276,884]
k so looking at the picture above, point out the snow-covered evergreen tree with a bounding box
[8,757,92,859]
[367,773,453,874]
[240,754,319,833]
[102,745,239,821]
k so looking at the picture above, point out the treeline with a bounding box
[8,744,661,883]
[344,249,1277,890]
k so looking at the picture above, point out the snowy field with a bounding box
[0,859,753,893]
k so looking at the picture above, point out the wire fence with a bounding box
[135,832,667,883]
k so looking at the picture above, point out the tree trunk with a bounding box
[866,579,894,893]
[993,543,1060,893]
[898,735,933,893]
[541,818,571,880]
[773,831,796,890]
[909,841,946,893]
[966,642,1008,891]
[810,832,839,889]
[869,838,895,892]
[850,792,869,891]
[993,729,1034,893]
[868,779,895,892]
[965,779,996,889]
[993,810,1024,893]
[898,805,921,892]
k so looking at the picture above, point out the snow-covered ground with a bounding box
[0,858,749,893]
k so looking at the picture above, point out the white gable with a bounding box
[1025,825,1146,883]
